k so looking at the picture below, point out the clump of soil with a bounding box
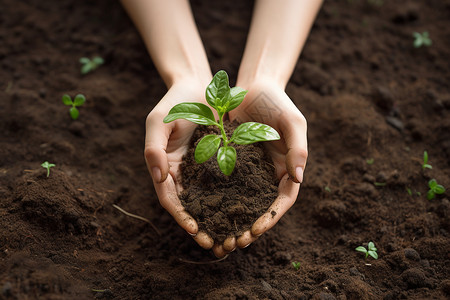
[179,121,278,242]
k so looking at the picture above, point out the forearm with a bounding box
[237,0,323,89]
[121,0,211,88]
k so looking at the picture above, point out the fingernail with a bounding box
[243,243,251,248]
[295,166,303,183]
[189,232,197,237]
[151,167,161,182]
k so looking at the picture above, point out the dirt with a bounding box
[1,0,450,299]
[180,121,278,243]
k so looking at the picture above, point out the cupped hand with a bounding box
[144,80,216,250]
[211,79,308,258]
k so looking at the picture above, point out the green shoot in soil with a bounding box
[324,186,331,193]
[292,261,301,271]
[355,241,378,259]
[163,70,280,175]
[413,32,432,48]
[366,158,374,165]
[406,187,412,196]
[374,182,386,187]
[427,179,445,200]
[422,151,432,170]
[80,57,104,75]
[41,161,55,177]
[62,94,86,120]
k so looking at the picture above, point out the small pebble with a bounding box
[404,248,420,261]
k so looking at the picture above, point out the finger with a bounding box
[212,244,228,258]
[154,174,198,235]
[193,231,214,250]
[236,230,259,248]
[251,173,299,236]
[144,111,171,183]
[223,236,236,252]
[280,114,308,183]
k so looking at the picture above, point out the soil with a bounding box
[1,0,450,299]
[179,121,278,243]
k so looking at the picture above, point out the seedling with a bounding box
[292,261,301,271]
[41,161,55,177]
[422,151,432,170]
[413,32,432,48]
[164,70,280,175]
[355,241,378,259]
[324,186,331,193]
[80,57,104,75]
[406,187,412,196]
[374,182,386,187]
[366,158,374,165]
[427,179,445,200]
[62,94,86,120]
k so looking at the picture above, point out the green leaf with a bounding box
[225,87,247,112]
[70,107,79,120]
[194,135,221,163]
[163,102,217,126]
[79,57,90,64]
[423,151,428,164]
[368,242,375,249]
[368,251,378,260]
[428,179,437,189]
[413,37,422,48]
[427,189,435,200]
[434,184,445,194]
[355,246,367,253]
[81,64,92,74]
[93,57,104,65]
[217,146,236,176]
[205,70,230,110]
[73,94,86,106]
[62,94,73,105]
[231,122,280,145]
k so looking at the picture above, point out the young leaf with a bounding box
[205,70,230,109]
[73,94,86,106]
[428,179,437,189]
[368,251,378,259]
[79,57,90,64]
[70,107,79,120]
[92,57,104,65]
[62,94,73,106]
[225,87,247,112]
[355,246,367,253]
[217,146,236,176]
[423,151,428,164]
[434,185,445,194]
[231,122,280,145]
[81,64,92,75]
[195,135,221,163]
[427,190,435,200]
[163,103,217,126]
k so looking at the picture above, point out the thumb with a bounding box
[144,112,170,183]
[280,115,308,183]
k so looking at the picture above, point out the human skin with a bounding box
[121,0,323,256]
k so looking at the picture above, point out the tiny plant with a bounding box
[163,70,280,175]
[324,186,331,193]
[80,57,104,75]
[427,179,445,200]
[366,158,374,165]
[41,161,55,177]
[422,151,432,170]
[413,32,432,48]
[406,187,412,196]
[355,241,378,259]
[62,94,86,120]
[292,261,301,271]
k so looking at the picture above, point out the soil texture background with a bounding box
[1,0,450,299]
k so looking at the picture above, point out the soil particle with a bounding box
[401,268,429,289]
[403,248,420,261]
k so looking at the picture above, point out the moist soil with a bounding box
[1,0,450,299]
[179,122,278,243]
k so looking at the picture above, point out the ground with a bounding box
[1,0,449,299]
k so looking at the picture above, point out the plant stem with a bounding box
[219,113,229,146]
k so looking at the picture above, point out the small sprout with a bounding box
[422,151,432,170]
[374,182,386,187]
[292,261,301,271]
[355,242,378,259]
[427,179,445,200]
[62,94,86,120]
[324,186,331,193]
[366,158,374,165]
[406,188,412,196]
[80,56,104,75]
[413,32,432,48]
[41,161,55,177]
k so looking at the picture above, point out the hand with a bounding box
[144,79,216,250]
[210,79,307,257]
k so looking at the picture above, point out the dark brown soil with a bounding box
[1,0,450,299]
[180,121,278,243]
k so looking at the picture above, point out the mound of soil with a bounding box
[179,122,278,243]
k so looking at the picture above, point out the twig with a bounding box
[112,204,161,236]
[177,254,229,265]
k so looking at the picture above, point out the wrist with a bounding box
[236,68,287,91]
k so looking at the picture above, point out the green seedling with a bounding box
[366,158,374,165]
[422,151,432,170]
[427,179,445,200]
[374,182,386,187]
[413,32,432,48]
[164,70,280,175]
[355,241,378,259]
[62,94,86,120]
[324,186,331,193]
[406,187,412,196]
[80,57,104,75]
[41,161,55,177]
[292,261,301,271]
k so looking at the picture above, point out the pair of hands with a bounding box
[144,78,307,258]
